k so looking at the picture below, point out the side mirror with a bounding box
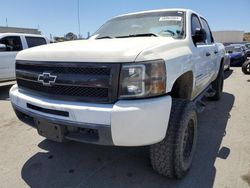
[0,44,7,52]
[193,28,207,44]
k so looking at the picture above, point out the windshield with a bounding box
[93,11,185,39]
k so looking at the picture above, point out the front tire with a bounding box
[242,60,250,75]
[150,99,197,179]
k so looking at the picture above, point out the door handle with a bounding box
[214,51,218,54]
[206,52,211,56]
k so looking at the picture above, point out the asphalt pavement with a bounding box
[0,67,249,188]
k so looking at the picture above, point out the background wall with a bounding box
[0,26,41,35]
[212,31,244,43]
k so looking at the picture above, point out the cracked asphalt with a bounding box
[0,67,250,188]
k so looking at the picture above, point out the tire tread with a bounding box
[150,98,196,178]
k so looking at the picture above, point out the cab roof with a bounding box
[0,32,45,38]
[114,8,202,19]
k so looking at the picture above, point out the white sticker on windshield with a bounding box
[159,16,182,22]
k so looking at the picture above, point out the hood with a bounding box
[17,37,174,63]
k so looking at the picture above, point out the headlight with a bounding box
[119,59,166,99]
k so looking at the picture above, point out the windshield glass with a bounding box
[225,46,242,53]
[94,11,185,39]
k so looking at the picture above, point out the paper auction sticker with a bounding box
[159,16,182,21]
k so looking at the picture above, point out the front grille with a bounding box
[16,61,120,103]
[17,79,109,98]
[16,64,111,75]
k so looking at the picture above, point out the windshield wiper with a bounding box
[96,36,113,39]
[116,33,158,38]
[96,33,158,39]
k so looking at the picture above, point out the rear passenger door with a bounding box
[0,36,23,80]
[200,18,218,83]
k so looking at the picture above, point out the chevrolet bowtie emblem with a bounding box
[38,72,57,86]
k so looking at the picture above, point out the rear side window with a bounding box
[201,18,213,44]
[25,37,46,48]
[0,36,23,51]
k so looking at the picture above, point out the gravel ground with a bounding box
[0,67,249,188]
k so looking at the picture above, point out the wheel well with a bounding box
[170,71,194,100]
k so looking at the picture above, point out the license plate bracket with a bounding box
[35,119,66,142]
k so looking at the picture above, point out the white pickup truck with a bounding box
[10,9,225,178]
[0,33,49,83]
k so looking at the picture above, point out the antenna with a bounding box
[77,0,81,39]
[6,18,8,27]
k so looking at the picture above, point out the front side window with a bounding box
[191,14,204,45]
[0,36,23,51]
[191,14,202,36]
[25,37,46,48]
[94,11,186,39]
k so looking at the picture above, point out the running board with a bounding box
[0,80,16,87]
[193,85,215,113]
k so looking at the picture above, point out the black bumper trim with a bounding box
[27,103,69,117]
[12,103,114,145]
